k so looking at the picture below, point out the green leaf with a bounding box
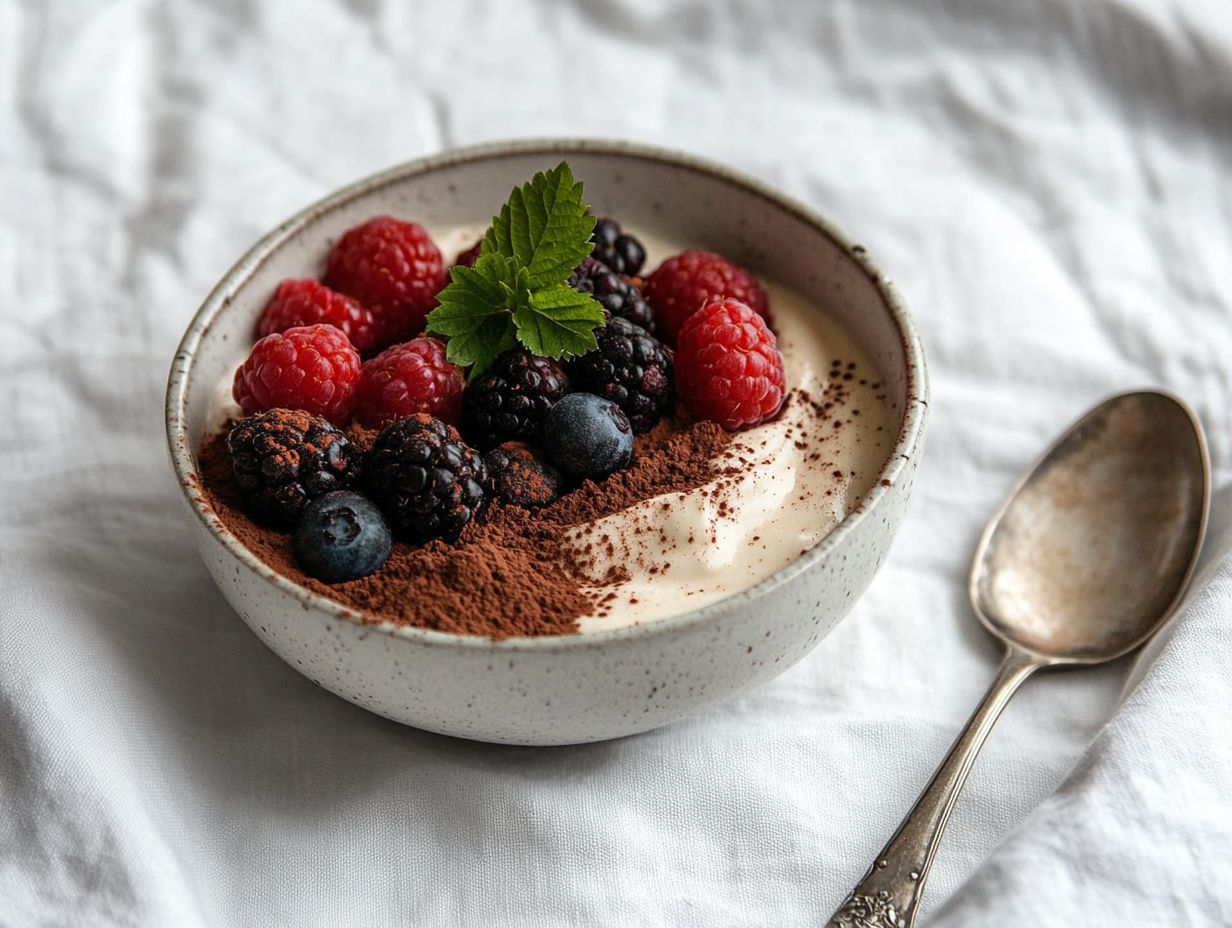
[426,161,604,376]
[483,162,597,288]
[426,254,527,377]
[513,285,606,360]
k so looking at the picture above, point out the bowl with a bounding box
[165,139,928,745]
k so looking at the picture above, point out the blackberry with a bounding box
[591,217,646,276]
[461,349,570,450]
[483,442,562,509]
[567,317,674,434]
[363,414,488,543]
[227,409,359,527]
[568,257,656,334]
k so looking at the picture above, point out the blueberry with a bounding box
[292,491,392,583]
[543,392,634,482]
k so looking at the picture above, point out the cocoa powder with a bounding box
[198,413,732,639]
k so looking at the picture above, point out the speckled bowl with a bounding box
[165,139,928,745]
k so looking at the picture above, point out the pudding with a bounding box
[197,225,896,637]
[566,244,895,631]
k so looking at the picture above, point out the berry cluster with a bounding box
[364,414,489,544]
[568,316,672,434]
[222,196,785,585]
[228,408,360,527]
[458,345,633,482]
[462,350,571,450]
[567,257,656,333]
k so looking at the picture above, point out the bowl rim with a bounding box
[165,137,928,652]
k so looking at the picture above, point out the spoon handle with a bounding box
[826,648,1042,928]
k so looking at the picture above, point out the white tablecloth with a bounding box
[2,1,1230,925]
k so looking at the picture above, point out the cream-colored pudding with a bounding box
[569,312,893,631]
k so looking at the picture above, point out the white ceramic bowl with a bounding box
[166,139,927,745]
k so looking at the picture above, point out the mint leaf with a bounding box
[427,254,526,376]
[483,162,596,288]
[425,161,604,377]
[513,285,605,359]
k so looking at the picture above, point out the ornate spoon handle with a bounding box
[827,648,1042,927]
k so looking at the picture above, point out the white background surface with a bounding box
[2,1,1230,925]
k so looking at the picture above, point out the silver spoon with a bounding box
[827,390,1209,928]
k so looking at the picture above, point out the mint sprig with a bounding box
[426,162,604,377]
[515,285,607,357]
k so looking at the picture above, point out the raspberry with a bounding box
[590,217,646,276]
[454,239,482,268]
[227,409,359,527]
[232,324,361,426]
[483,442,562,509]
[644,251,771,345]
[354,337,463,429]
[461,350,571,450]
[568,317,673,434]
[675,297,786,431]
[256,279,380,355]
[324,216,447,347]
[568,257,656,333]
[364,414,488,543]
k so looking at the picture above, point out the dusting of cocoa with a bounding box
[198,413,732,639]
[196,353,876,642]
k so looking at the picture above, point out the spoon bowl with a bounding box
[971,390,1209,663]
